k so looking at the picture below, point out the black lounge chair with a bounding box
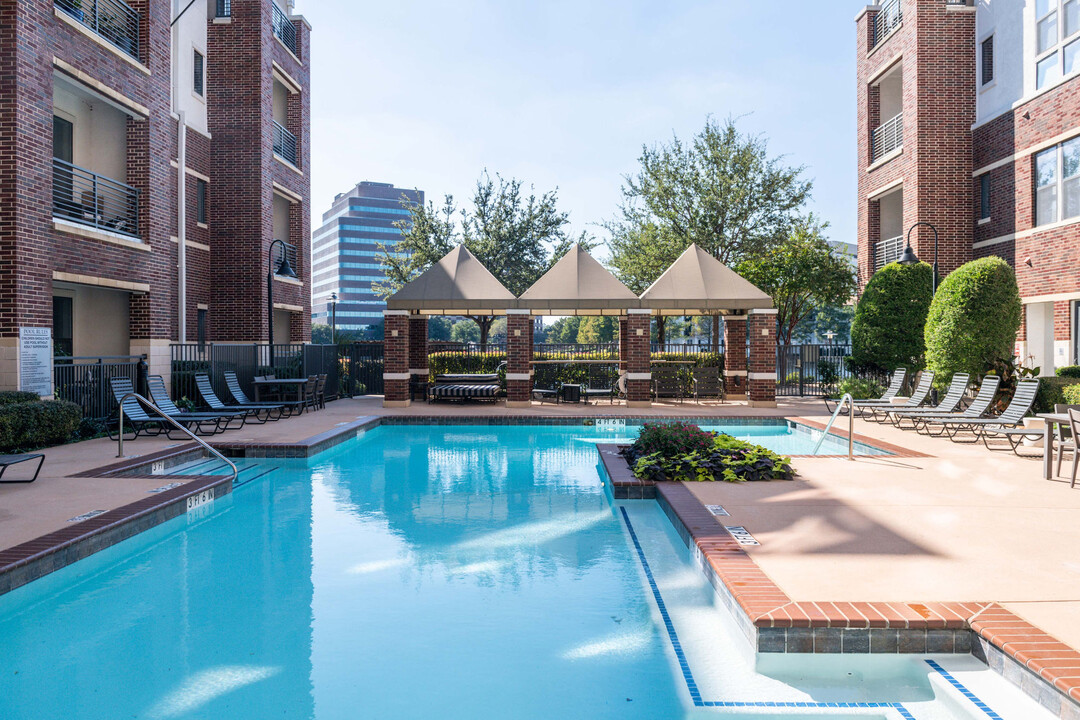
[431,373,501,402]
[691,366,724,403]
[224,371,294,417]
[935,380,1040,443]
[653,367,684,403]
[883,373,969,428]
[584,365,617,404]
[146,376,246,434]
[196,373,283,422]
[824,368,906,414]
[909,375,1001,435]
[107,377,169,441]
[0,454,45,483]
[864,371,935,422]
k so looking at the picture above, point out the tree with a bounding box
[607,116,813,348]
[376,172,591,347]
[544,316,582,343]
[736,217,857,345]
[792,304,854,344]
[849,262,934,373]
[427,317,454,342]
[924,256,1021,384]
[449,319,480,344]
[575,316,618,344]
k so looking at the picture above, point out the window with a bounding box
[197,309,208,348]
[1035,137,1080,226]
[193,50,204,96]
[982,36,994,85]
[52,297,73,357]
[196,179,208,224]
[1036,0,1080,89]
[979,174,991,220]
[215,0,231,17]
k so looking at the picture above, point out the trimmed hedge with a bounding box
[850,261,934,373]
[1056,365,1080,379]
[0,400,82,452]
[834,377,885,400]
[0,391,40,407]
[924,257,1022,388]
[1036,377,1080,414]
[1064,384,1080,405]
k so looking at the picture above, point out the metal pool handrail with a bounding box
[813,393,855,460]
[117,392,238,484]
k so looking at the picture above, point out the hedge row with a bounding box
[0,391,41,407]
[427,351,724,378]
[0,400,82,452]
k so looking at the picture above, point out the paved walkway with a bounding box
[2,394,1076,654]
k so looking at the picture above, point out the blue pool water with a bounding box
[0,425,1048,719]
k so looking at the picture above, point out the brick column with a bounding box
[506,310,533,407]
[408,316,429,395]
[625,310,652,408]
[722,315,747,399]
[747,309,778,408]
[383,311,411,407]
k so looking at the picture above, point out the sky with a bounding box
[299,0,859,257]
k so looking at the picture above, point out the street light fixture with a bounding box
[267,239,298,348]
[330,291,338,344]
[900,221,939,294]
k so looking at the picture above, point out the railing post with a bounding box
[136,355,148,397]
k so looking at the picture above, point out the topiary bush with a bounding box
[1056,365,1080,379]
[832,377,885,400]
[850,261,934,373]
[0,400,82,452]
[1063,384,1080,405]
[924,257,1022,389]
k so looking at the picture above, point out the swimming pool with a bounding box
[0,425,1046,719]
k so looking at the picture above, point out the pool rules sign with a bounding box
[19,327,53,397]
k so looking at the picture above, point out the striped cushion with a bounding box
[432,384,500,398]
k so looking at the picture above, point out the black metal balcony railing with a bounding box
[872,0,902,47]
[53,157,140,238]
[275,239,300,274]
[272,120,299,167]
[871,113,903,163]
[55,0,140,60]
[272,2,299,56]
[874,236,904,271]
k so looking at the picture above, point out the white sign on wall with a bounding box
[18,327,52,397]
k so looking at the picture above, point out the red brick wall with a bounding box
[506,313,532,403]
[723,317,746,396]
[384,313,409,402]
[625,313,650,403]
[747,312,777,404]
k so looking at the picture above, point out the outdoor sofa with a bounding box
[430,373,502,402]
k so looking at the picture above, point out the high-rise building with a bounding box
[311,182,423,332]
[0,0,312,392]
[855,0,1080,374]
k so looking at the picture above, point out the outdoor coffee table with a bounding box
[252,377,309,406]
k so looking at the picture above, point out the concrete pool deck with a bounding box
[1,395,1078,713]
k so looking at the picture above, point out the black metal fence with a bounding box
[53,355,145,420]
[55,0,141,59]
[272,2,298,55]
[776,344,890,397]
[341,342,384,396]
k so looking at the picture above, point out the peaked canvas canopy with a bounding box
[638,244,773,314]
[385,244,516,314]
[517,244,639,315]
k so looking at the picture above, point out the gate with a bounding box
[342,342,384,396]
[776,344,852,397]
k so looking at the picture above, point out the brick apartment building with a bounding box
[856,0,1080,375]
[0,0,311,394]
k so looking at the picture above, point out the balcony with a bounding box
[871,113,903,163]
[53,158,140,238]
[272,3,299,57]
[274,240,300,275]
[273,120,299,167]
[872,0,902,48]
[55,0,140,60]
[874,236,904,271]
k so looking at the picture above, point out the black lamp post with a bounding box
[267,239,298,348]
[330,291,338,344]
[900,221,939,293]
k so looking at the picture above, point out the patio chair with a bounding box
[1068,409,1080,488]
[302,376,319,413]
[315,374,328,409]
[653,367,684,403]
[584,364,617,404]
[1055,404,1079,479]
[909,375,1001,435]
[107,376,169,441]
[934,379,1040,443]
[824,368,906,414]
[224,371,295,418]
[863,370,935,422]
[882,373,969,428]
[146,376,246,434]
[195,373,283,423]
[0,454,45,483]
[691,366,724,404]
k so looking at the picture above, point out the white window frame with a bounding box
[1035,0,1080,90]
[1035,136,1080,226]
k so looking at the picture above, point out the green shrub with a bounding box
[924,257,1022,389]
[625,426,793,484]
[0,391,40,407]
[833,377,885,400]
[849,261,934,373]
[1035,378,1080,414]
[1063,384,1080,405]
[0,400,82,452]
[818,360,840,388]
[1056,365,1080,379]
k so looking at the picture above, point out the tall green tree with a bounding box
[607,116,813,347]
[850,262,934,373]
[736,217,857,345]
[377,172,589,347]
